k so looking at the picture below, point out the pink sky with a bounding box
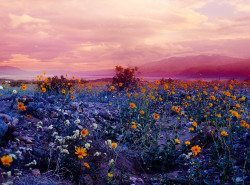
[0,0,250,71]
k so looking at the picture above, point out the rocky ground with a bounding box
[0,92,249,185]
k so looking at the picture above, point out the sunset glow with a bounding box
[0,0,250,73]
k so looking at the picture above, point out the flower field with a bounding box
[0,75,249,185]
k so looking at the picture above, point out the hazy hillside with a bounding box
[1,55,250,80]
[139,55,250,78]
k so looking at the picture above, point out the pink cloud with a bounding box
[0,0,250,71]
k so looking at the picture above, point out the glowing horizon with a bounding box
[1,0,250,71]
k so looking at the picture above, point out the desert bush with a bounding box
[112,66,140,90]
[37,75,87,94]
[10,81,23,87]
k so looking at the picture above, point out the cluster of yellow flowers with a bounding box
[17,102,26,111]
[1,155,13,166]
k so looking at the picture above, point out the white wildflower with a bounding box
[73,130,80,137]
[109,159,114,166]
[185,152,193,159]
[94,152,101,156]
[93,123,98,129]
[74,119,81,124]
[52,132,58,136]
[9,154,17,159]
[25,160,37,166]
[15,172,22,176]
[105,140,112,146]
[0,85,3,90]
[85,143,90,149]
[60,149,69,154]
[13,89,17,94]
[36,125,43,131]
[37,121,43,126]
[7,171,11,177]
[48,125,53,130]
[16,151,22,158]
[65,120,70,126]
[65,136,71,140]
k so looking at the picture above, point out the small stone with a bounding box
[31,169,41,177]
[78,125,83,130]
[0,117,8,141]
[0,113,12,123]
[129,177,145,185]
[235,177,243,183]
[32,147,45,157]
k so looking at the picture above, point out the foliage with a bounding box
[112,66,140,90]
[37,75,86,94]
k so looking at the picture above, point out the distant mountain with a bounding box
[139,55,250,79]
[0,66,26,75]
[1,55,250,80]
[0,65,115,80]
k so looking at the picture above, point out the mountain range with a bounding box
[139,55,250,79]
[0,55,250,80]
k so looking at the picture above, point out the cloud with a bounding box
[0,0,250,71]
[8,14,48,28]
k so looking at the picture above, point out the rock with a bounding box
[38,102,45,108]
[0,114,19,126]
[243,132,250,146]
[32,147,46,157]
[129,177,145,185]
[0,102,11,113]
[70,102,80,109]
[185,121,193,127]
[116,135,123,141]
[98,109,112,120]
[81,102,90,108]
[84,175,94,185]
[0,117,8,141]
[191,126,215,146]
[167,171,181,179]
[18,96,34,103]
[4,148,12,153]
[47,96,56,104]
[91,109,99,116]
[50,111,58,118]
[235,177,243,183]
[19,120,29,129]
[89,118,96,123]
[31,169,41,177]
[12,131,19,137]
[42,118,49,125]
[78,125,83,130]
[0,95,12,101]
[0,167,5,183]
[78,114,84,119]
[17,136,34,144]
[0,113,12,123]
[245,176,250,184]
[178,153,187,160]
[12,118,19,125]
